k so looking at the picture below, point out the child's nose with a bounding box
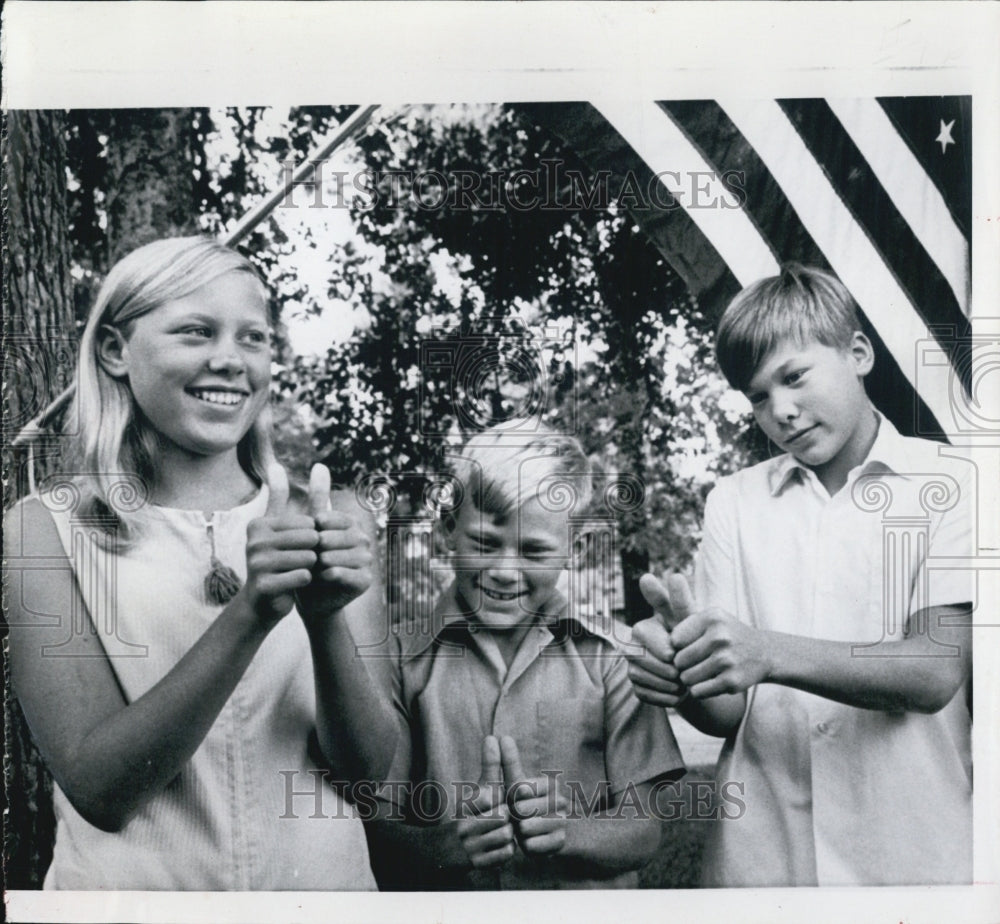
[207,342,247,375]
[770,389,799,422]
[484,556,519,584]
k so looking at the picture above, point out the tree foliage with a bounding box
[267,105,755,613]
[5,101,761,888]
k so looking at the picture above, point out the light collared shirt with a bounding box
[695,412,974,887]
[378,583,685,890]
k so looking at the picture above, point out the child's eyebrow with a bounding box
[520,537,560,551]
[171,312,217,325]
[748,355,805,390]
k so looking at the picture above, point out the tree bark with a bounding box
[2,109,75,889]
[103,109,202,260]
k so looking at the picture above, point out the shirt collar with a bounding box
[767,409,918,497]
[398,582,597,663]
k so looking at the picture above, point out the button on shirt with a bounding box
[695,413,973,887]
[383,584,685,890]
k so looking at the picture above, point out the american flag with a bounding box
[519,98,972,440]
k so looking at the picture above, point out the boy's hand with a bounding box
[456,736,516,869]
[671,604,772,698]
[244,464,319,627]
[501,735,569,857]
[624,573,690,707]
[295,464,375,620]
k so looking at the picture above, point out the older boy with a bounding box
[627,265,973,887]
[367,425,684,890]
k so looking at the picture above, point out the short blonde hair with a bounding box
[67,237,274,539]
[451,423,593,519]
[716,263,862,392]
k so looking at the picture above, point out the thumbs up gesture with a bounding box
[455,736,516,869]
[243,463,320,628]
[295,463,375,621]
[501,735,569,857]
[623,573,692,707]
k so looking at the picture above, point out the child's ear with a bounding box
[96,324,130,378]
[849,331,875,377]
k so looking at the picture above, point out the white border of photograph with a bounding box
[3,2,999,923]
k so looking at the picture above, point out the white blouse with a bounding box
[40,486,376,890]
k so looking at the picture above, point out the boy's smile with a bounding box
[745,334,878,494]
[450,497,570,632]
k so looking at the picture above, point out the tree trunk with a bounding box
[2,109,75,889]
[103,109,202,260]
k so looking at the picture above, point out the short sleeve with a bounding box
[602,649,685,796]
[920,465,975,614]
[693,478,740,617]
[377,631,415,812]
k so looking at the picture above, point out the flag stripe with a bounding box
[717,98,956,433]
[656,98,946,438]
[519,99,967,439]
[591,99,780,286]
[826,97,970,314]
[517,101,743,306]
[777,98,971,384]
[876,96,972,238]
[657,100,829,271]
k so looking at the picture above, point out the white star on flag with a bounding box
[936,119,956,153]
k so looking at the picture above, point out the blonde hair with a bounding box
[451,422,593,519]
[66,236,275,540]
[716,263,862,392]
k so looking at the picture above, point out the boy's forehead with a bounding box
[459,497,568,531]
[748,336,836,384]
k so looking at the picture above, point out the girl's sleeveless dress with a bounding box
[40,487,376,890]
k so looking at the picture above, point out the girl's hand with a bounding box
[244,464,319,628]
[295,464,375,620]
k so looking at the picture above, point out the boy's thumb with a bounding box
[265,463,290,517]
[307,462,332,516]
[499,735,526,784]
[638,572,679,630]
[665,573,696,627]
[479,735,503,786]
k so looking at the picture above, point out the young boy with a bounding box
[626,264,973,887]
[367,425,685,890]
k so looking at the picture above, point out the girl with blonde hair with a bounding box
[5,236,391,889]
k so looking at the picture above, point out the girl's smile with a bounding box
[99,271,271,460]
[187,387,250,406]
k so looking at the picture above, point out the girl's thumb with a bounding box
[307,463,332,516]
[265,463,290,517]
